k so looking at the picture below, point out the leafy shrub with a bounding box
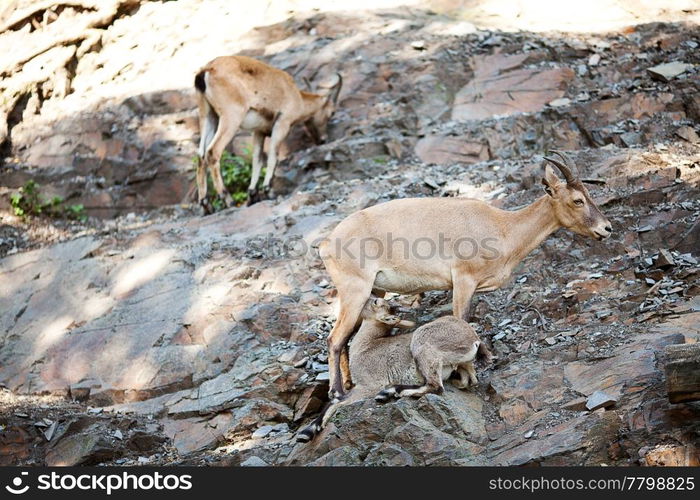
[9,181,87,221]
[195,147,265,210]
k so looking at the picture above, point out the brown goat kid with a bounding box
[321,152,612,399]
[194,56,341,211]
[297,298,490,443]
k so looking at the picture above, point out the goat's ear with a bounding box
[542,165,559,197]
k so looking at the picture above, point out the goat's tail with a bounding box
[194,70,207,93]
[195,71,218,159]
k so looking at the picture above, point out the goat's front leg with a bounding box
[246,131,265,205]
[327,282,372,400]
[451,270,477,321]
[260,119,292,199]
[340,346,353,391]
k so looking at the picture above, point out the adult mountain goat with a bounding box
[194,56,341,210]
[320,152,612,398]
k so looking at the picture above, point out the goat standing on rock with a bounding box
[193,56,341,212]
[320,152,612,399]
[297,297,492,443]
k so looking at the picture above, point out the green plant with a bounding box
[193,147,264,209]
[219,148,264,204]
[66,204,87,222]
[9,181,87,221]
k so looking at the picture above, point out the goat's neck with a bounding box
[501,195,561,266]
[351,320,391,353]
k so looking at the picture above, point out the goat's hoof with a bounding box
[246,189,259,206]
[199,199,213,215]
[261,186,273,200]
[328,388,345,402]
[296,429,314,443]
[375,387,397,403]
[223,195,235,208]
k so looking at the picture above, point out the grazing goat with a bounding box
[296,297,489,442]
[194,56,341,211]
[321,151,612,398]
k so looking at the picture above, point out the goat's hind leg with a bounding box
[376,356,444,401]
[296,397,348,443]
[453,362,477,389]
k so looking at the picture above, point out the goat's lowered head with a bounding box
[542,150,612,241]
[304,73,342,144]
[361,297,416,329]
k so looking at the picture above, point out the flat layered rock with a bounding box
[452,53,574,121]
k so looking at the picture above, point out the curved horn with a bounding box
[543,150,578,184]
[552,150,580,176]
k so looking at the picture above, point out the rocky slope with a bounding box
[1,1,699,466]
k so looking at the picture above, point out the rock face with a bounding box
[452,53,574,121]
[1,2,700,466]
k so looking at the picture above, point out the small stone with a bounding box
[675,126,700,144]
[14,412,29,418]
[654,249,675,269]
[251,425,274,439]
[43,421,58,442]
[588,53,601,66]
[137,456,150,464]
[679,254,697,265]
[545,337,557,345]
[636,225,653,233]
[315,372,330,382]
[586,391,617,411]
[548,98,571,107]
[311,362,328,373]
[293,357,309,368]
[493,332,506,341]
[411,40,426,50]
[562,397,588,411]
[271,423,289,433]
[647,61,692,82]
[114,429,123,441]
[241,456,269,467]
[523,430,534,439]
[424,177,440,190]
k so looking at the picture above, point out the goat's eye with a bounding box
[574,199,585,206]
